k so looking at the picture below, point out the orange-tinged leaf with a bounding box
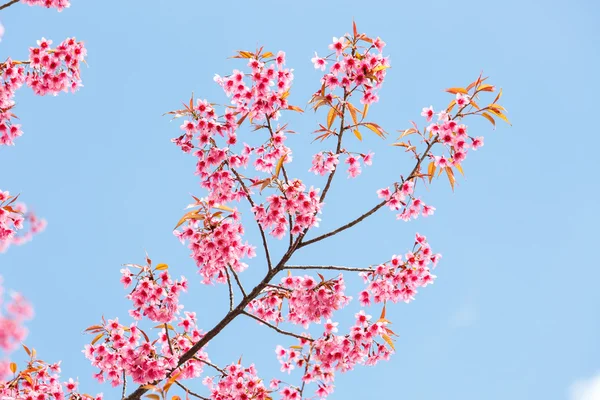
[488,103,506,112]
[353,20,358,37]
[493,88,503,103]
[290,345,304,350]
[363,122,386,138]
[446,99,456,113]
[363,103,369,119]
[348,103,358,125]
[445,167,456,191]
[487,108,511,125]
[275,155,286,178]
[455,163,464,176]
[145,395,161,400]
[326,107,337,129]
[470,100,480,110]
[22,344,31,356]
[398,128,417,138]
[84,325,103,332]
[481,112,496,127]
[262,51,274,59]
[353,129,362,141]
[380,303,386,320]
[10,362,16,374]
[174,210,200,230]
[213,204,235,213]
[446,87,468,94]
[382,334,395,350]
[427,161,436,183]
[477,84,495,92]
[287,105,304,113]
[372,64,390,73]
[155,263,169,271]
[91,332,104,345]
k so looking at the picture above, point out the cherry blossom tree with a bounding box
[0,5,510,399]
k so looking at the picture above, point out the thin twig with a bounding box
[319,89,348,203]
[192,356,226,375]
[285,265,373,273]
[164,323,174,355]
[242,311,313,342]
[0,0,20,11]
[229,266,247,298]
[230,167,273,270]
[298,348,313,397]
[121,371,127,400]
[174,381,210,400]
[224,267,234,311]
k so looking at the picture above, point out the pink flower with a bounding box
[421,106,434,122]
[328,36,347,56]
[311,52,327,71]
[456,93,471,107]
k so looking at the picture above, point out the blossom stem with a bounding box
[241,311,313,342]
[224,267,235,311]
[230,167,273,270]
[174,381,210,400]
[229,266,247,298]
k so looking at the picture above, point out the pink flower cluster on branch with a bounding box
[0,190,46,253]
[21,0,70,11]
[359,233,441,305]
[0,346,103,399]
[0,277,33,360]
[86,258,212,389]
[1,37,86,145]
[247,273,350,327]
[174,202,256,285]
[203,363,270,400]
[272,310,394,399]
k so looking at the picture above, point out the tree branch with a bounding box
[285,265,373,273]
[0,0,20,11]
[174,381,210,400]
[242,311,313,342]
[299,136,439,248]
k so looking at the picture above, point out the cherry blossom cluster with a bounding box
[1,37,86,146]
[422,100,484,170]
[0,190,46,253]
[310,151,373,178]
[312,34,388,105]
[377,183,436,221]
[120,263,188,322]
[203,363,271,400]
[358,233,441,305]
[83,315,209,387]
[247,274,350,327]
[174,205,256,285]
[0,278,33,358]
[22,0,70,11]
[214,50,293,122]
[273,311,393,399]
[253,179,322,239]
[0,352,102,399]
[27,37,86,96]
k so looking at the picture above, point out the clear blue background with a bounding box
[1,0,599,399]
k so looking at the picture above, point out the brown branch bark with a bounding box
[0,0,20,11]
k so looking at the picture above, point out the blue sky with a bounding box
[1,0,599,399]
